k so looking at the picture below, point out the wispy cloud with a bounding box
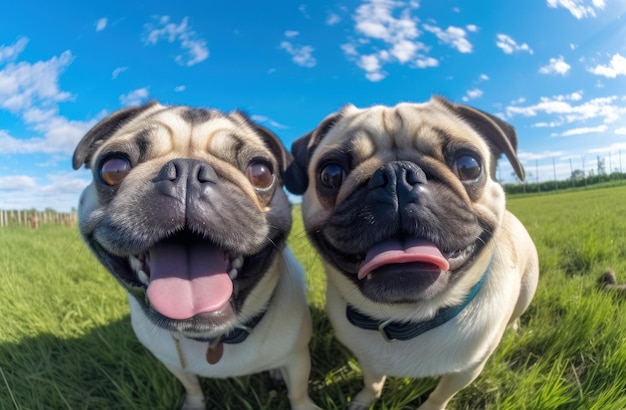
[143,16,209,66]
[505,92,626,126]
[174,85,186,92]
[496,34,533,55]
[96,18,107,32]
[546,0,605,19]
[250,114,288,129]
[120,88,150,107]
[423,24,473,53]
[0,37,29,63]
[462,88,483,102]
[326,12,341,25]
[588,53,626,78]
[111,66,128,79]
[551,125,608,137]
[280,31,316,68]
[539,56,571,75]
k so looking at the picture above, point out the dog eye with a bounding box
[453,155,482,181]
[100,157,131,186]
[319,163,345,190]
[246,161,275,189]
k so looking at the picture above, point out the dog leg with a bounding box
[417,360,487,410]
[349,367,386,410]
[164,364,206,410]
[279,346,315,410]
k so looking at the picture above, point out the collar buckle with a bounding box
[377,319,396,343]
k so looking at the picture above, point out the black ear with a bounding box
[72,102,158,170]
[438,97,525,181]
[284,111,343,195]
[284,132,313,195]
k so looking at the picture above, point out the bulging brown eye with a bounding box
[319,163,345,190]
[453,154,482,181]
[246,161,275,190]
[100,156,131,186]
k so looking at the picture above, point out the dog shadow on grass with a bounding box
[0,306,438,410]
[0,306,383,410]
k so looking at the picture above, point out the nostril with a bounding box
[368,168,388,189]
[156,161,178,182]
[197,163,218,183]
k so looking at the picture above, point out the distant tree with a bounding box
[597,156,606,175]
[569,169,585,180]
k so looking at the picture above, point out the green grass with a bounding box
[2,186,626,409]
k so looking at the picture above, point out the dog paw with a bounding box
[181,395,206,410]
[348,402,371,410]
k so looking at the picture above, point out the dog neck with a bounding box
[345,260,491,343]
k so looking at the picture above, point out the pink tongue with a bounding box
[358,238,450,280]
[146,243,233,320]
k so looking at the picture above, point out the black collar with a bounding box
[346,261,490,343]
[188,309,267,345]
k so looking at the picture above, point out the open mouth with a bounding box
[110,230,271,322]
[126,239,239,320]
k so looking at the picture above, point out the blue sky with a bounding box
[1,0,625,211]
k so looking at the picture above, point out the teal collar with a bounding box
[346,260,491,343]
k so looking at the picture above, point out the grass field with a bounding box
[2,185,626,409]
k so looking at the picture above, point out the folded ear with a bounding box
[284,111,343,195]
[72,102,159,170]
[439,97,525,181]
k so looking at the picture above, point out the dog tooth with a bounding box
[129,256,142,273]
[138,270,149,285]
[228,269,239,280]
[232,255,243,269]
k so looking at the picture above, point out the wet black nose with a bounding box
[368,161,427,207]
[154,159,218,198]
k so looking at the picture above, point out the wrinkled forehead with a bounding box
[93,106,268,162]
[312,101,485,164]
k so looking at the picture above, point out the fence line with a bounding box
[0,210,77,228]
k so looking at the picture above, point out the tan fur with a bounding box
[292,97,539,409]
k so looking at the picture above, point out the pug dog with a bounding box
[284,96,539,410]
[73,102,315,410]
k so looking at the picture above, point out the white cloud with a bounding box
[96,18,107,32]
[615,127,626,135]
[0,175,38,190]
[546,0,605,19]
[552,125,608,137]
[423,24,473,53]
[120,88,150,107]
[479,73,489,81]
[462,88,483,102]
[466,24,478,32]
[280,41,316,68]
[0,37,29,63]
[285,30,299,38]
[0,50,74,112]
[143,16,209,66]
[517,150,565,161]
[506,93,626,126]
[111,66,128,79]
[496,34,533,55]
[342,0,440,81]
[0,171,91,211]
[250,114,288,129]
[588,53,626,78]
[327,12,341,25]
[174,85,186,92]
[415,56,438,68]
[539,56,571,75]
